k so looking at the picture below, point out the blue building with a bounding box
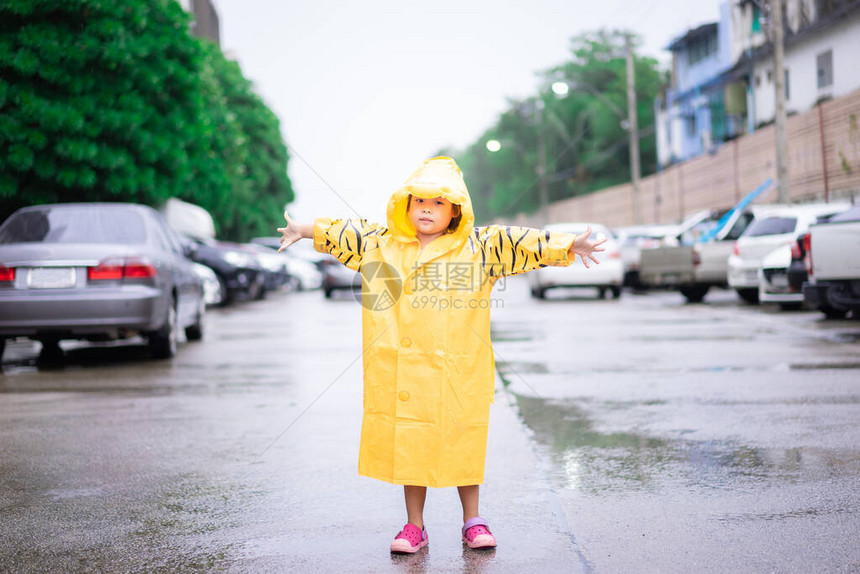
[655,1,748,168]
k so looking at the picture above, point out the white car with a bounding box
[758,244,797,308]
[529,223,624,299]
[727,203,850,303]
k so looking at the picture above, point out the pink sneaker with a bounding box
[462,516,497,549]
[390,523,429,554]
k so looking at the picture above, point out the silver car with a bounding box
[0,203,205,360]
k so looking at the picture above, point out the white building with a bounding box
[177,0,221,46]
[750,4,860,125]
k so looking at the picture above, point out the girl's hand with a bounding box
[569,225,607,269]
[277,211,302,253]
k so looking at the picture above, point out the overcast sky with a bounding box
[215,0,721,226]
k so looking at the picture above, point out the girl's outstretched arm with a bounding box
[476,225,577,278]
[568,225,607,269]
[278,211,388,270]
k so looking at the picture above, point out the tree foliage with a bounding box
[0,0,293,240]
[448,30,661,222]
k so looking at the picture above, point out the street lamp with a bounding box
[485,133,549,224]
[551,81,629,129]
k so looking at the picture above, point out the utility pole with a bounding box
[536,100,550,224]
[625,34,643,224]
[772,0,790,202]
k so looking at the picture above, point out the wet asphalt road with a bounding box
[1,277,859,573]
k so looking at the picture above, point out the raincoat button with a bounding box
[401,337,412,347]
[398,391,410,402]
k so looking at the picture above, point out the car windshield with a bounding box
[743,216,797,237]
[0,207,147,244]
[724,212,755,240]
[829,205,860,223]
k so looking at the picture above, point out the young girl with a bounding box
[277,156,605,553]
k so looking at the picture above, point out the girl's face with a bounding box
[408,196,457,237]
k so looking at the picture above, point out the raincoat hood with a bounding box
[386,156,475,245]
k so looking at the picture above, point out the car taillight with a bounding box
[0,265,14,282]
[803,234,813,275]
[790,241,802,260]
[732,242,740,256]
[124,257,157,278]
[608,250,621,259]
[692,250,701,267]
[88,260,125,280]
[88,257,156,281]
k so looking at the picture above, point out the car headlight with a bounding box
[224,251,252,267]
[261,258,282,272]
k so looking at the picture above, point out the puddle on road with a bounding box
[497,359,860,378]
[0,353,292,396]
[789,361,860,371]
[491,324,537,343]
[829,331,860,343]
[512,393,860,495]
[625,334,756,342]
[496,361,549,375]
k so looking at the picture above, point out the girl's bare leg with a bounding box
[457,485,480,522]
[404,485,427,529]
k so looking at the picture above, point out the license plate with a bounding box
[28,267,76,289]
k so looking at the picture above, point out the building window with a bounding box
[688,31,718,66]
[817,49,833,89]
[686,115,697,137]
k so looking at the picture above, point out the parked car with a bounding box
[252,236,329,267]
[528,223,624,299]
[802,204,860,318]
[638,208,763,302]
[613,224,678,288]
[637,179,777,303]
[184,235,266,305]
[252,236,341,296]
[727,203,849,303]
[321,256,360,298]
[758,209,848,309]
[0,203,205,360]
[192,262,223,306]
[250,239,322,291]
[243,243,292,294]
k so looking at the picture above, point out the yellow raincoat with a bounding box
[312,157,576,487]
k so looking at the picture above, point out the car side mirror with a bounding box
[183,241,198,259]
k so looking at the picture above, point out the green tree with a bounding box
[0,0,293,240]
[451,30,661,222]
